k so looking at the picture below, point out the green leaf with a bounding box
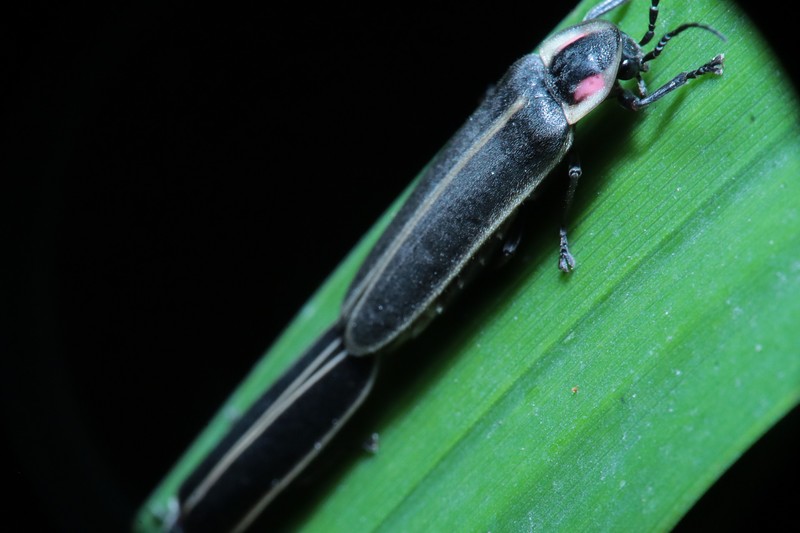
[135,0,800,530]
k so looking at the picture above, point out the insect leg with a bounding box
[558,153,582,273]
[617,54,724,111]
[643,24,726,64]
[501,211,525,258]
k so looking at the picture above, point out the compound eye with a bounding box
[618,58,638,80]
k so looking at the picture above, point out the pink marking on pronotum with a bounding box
[556,32,589,52]
[573,73,605,102]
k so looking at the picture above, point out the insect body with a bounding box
[160,1,724,531]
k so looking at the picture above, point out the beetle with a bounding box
[156,1,725,531]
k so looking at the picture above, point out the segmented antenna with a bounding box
[639,0,661,46]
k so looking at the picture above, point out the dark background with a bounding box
[3,1,797,531]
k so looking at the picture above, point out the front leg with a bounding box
[618,54,724,111]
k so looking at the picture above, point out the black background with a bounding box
[3,1,797,531]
